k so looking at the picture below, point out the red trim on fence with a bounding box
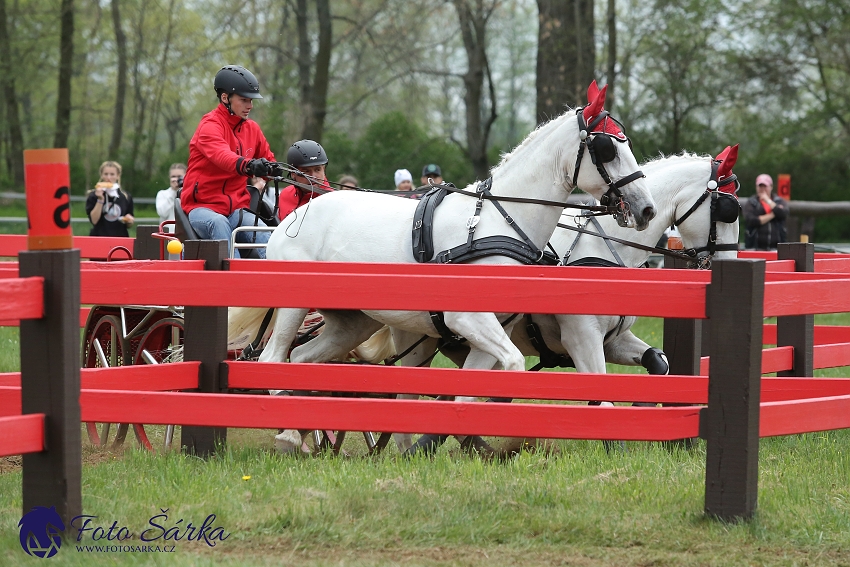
[80,270,709,317]
[760,394,850,437]
[226,361,708,404]
[0,235,135,259]
[229,259,715,281]
[738,251,776,260]
[764,324,777,344]
[765,260,795,272]
[0,387,21,416]
[699,346,793,376]
[813,343,850,369]
[0,414,44,457]
[0,305,89,328]
[0,363,199,391]
[0,277,44,322]
[77,389,701,441]
[761,377,850,402]
[815,258,850,273]
[764,324,850,346]
[764,279,850,317]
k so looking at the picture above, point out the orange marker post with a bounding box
[777,174,791,201]
[24,149,72,250]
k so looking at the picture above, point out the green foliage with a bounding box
[324,111,475,190]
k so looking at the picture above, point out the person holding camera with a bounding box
[155,163,187,232]
[180,64,283,258]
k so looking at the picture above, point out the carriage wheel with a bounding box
[133,317,186,451]
[82,315,129,448]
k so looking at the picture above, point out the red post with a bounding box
[24,149,72,251]
[776,174,791,201]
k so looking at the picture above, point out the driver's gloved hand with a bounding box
[244,158,271,177]
[267,162,286,177]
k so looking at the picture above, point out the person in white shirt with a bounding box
[155,163,187,232]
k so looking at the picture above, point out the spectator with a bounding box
[180,64,282,258]
[278,139,333,221]
[420,163,443,187]
[394,169,414,191]
[743,173,788,250]
[337,174,358,190]
[85,160,134,237]
[155,162,187,232]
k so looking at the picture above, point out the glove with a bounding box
[268,162,285,177]
[244,158,271,177]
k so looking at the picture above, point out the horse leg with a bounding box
[289,310,384,363]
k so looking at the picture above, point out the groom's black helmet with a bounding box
[287,140,328,168]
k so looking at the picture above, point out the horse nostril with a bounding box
[642,205,657,222]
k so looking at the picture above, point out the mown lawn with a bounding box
[0,316,849,565]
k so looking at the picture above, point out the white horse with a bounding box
[230,82,657,452]
[389,147,742,454]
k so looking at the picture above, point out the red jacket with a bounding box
[278,180,333,220]
[181,104,275,216]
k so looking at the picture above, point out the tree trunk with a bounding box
[108,0,127,159]
[454,0,498,181]
[606,0,616,112]
[297,0,332,142]
[0,0,24,186]
[54,0,74,148]
[535,0,595,124]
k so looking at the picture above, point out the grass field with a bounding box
[1,314,850,566]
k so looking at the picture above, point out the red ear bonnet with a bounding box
[714,144,739,194]
[581,81,626,140]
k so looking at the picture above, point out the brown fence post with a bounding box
[133,225,160,260]
[777,242,814,378]
[180,240,229,457]
[702,258,765,521]
[19,249,82,526]
[663,256,702,375]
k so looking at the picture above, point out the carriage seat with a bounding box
[173,191,199,242]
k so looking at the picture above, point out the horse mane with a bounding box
[492,107,576,171]
[641,151,713,168]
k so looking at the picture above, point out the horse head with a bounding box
[571,81,656,231]
[673,145,741,266]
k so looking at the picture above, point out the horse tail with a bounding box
[228,307,277,351]
[353,326,396,363]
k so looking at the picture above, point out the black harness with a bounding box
[672,160,741,262]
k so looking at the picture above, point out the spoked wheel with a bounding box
[82,315,135,449]
[131,317,185,451]
[306,429,393,456]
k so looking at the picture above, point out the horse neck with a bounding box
[486,115,579,246]
[568,157,711,267]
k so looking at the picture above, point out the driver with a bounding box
[180,65,282,258]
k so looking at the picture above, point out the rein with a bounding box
[418,181,613,214]
[556,221,697,262]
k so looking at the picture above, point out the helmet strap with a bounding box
[221,92,235,115]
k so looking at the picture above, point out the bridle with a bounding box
[671,159,741,266]
[572,108,646,227]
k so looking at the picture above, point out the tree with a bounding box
[108,0,127,159]
[296,0,332,141]
[54,0,74,148]
[452,0,499,180]
[535,0,594,124]
[0,0,24,185]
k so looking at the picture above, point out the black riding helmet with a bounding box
[287,139,328,169]
[214,65,263,100]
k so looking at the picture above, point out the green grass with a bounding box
[1,317,849,565]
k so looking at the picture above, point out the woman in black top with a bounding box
[85,161,134,237]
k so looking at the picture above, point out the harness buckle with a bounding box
[466,215,480,231]
[505,215,514,225]
[414,219,422,229]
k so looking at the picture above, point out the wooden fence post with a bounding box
[703,259,765,521]
[663,256,702,375]
[180,240,229,457]
[777,242,814,378]
[20,249,82,526]
[133,225,160,260]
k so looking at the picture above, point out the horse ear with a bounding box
[716,144,739,178]
[582,82,608,122]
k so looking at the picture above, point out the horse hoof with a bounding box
[403,434,449,458]
[459,435,496,457]
[274,429,303,454]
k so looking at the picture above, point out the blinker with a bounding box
[712,192,741,224]
[589,134,616,164]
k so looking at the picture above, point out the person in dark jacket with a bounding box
[181,65,283,258]
[743,173,788,250]
[85,161,134,237]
